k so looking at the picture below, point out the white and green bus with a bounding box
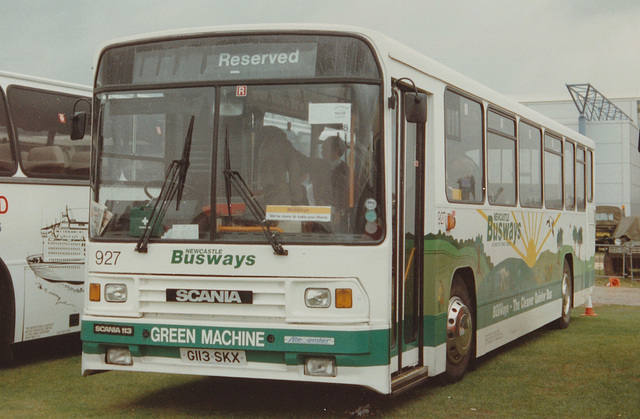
[79,25,595,394]
[0,71,91,362]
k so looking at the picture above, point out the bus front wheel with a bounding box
[440,276,474,384]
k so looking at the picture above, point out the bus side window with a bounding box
[0,93,15,174]
[487,110,516,206]
[7,85,90,180]
[576,147,586,211]
[519,122,543,208]
[564,141,575,210]
[586,150,593,203]
[445,90,484,204]
[544,134,563,210]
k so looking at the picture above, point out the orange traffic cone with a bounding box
[582,295,598,317]
[607,277,621,287]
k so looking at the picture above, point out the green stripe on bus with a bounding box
[424,313,447,347]
[476,282,562,327]
[83,341,391,367]
[83,321,390,366]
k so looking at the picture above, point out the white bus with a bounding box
[0,71,91,362]
[79,25,595,395]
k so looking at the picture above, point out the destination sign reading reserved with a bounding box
[132,42,318,83]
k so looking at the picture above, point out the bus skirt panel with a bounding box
[82,318,392,393]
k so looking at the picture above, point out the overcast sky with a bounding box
[0,0,638,102]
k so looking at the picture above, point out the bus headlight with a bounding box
[304,357,336,377]
[105,284,128,302]
[305,288,331,308]
[106,347,133,365]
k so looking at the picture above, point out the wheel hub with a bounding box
[562,273,571,317]
[446,297,472,364]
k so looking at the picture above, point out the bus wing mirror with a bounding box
[404,92,427,124]
[71,112,87,140]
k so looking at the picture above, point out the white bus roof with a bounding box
[95,24,594,149]
[0,70,91,94]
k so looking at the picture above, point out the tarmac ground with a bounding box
[590,285,640,306]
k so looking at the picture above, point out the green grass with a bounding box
[1,306,639,418]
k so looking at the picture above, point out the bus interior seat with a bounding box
[0,143,14,171]
[20,151,30,170]
[26,145,68,174]
[68,150,90,176]
[489,184,515,205]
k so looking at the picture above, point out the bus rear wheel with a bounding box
[555,262,572,329]
[0,300,12,364]
[440,276,474,384]
[0,342,12,365]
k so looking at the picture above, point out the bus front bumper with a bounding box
[81,318,391,394]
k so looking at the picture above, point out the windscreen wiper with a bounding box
[223,127,234,224]
[223,128,287,256]
[135,115,195,253]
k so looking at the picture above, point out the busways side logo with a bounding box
[167,288,253,304]
[478,209,561,268]
[487,212,522,243]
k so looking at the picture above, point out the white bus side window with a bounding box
[7,86,90,179]
[586,150,593,202]
[0,91,15,175]
[487,110,516,206]
[519,122,543,208]
[564,141,575,210]
[576,147,586,211]
[445,90,484,204]
[544,134,563,209]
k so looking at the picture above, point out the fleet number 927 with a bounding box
[95,250,121,265]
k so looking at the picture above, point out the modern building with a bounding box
[522,85,640,216]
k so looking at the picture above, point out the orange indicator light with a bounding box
[89,283,101,302]
[446,213,456,231]
[335,288,352,308]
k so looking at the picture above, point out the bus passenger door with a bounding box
[391,84,427,386]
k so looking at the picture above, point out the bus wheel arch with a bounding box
[0,258,15,364]
[555,256,573,330]
[440,268,476,384]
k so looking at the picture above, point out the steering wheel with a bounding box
[143,179,199,201]
[143,180,164,200]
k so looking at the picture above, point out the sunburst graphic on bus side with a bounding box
[513,211,561,268]
[477,210,561,268]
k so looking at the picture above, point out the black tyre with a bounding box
[0,267,15,365]
[0,297,12,365]
[440,275,474,384]
[0,342,12,365]
[555,261,572,329]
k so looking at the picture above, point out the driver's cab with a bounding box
[217,87,361,238]
[91,80,383,246]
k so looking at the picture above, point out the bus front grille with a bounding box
[137,275,286,323]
